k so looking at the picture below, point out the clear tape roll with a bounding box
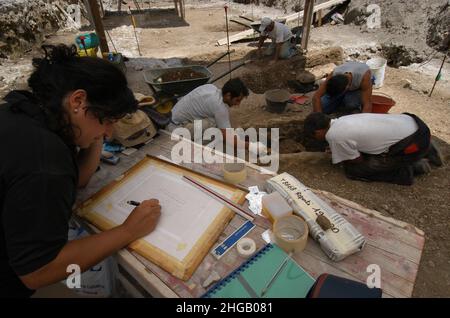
[236,238,256,257]
[273,215,308,253]
[223,163,247,184]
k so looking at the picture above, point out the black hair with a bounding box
[27,44,137,146]
[222,77,249,98]
[326,74,349,97]
[303,112,331,138]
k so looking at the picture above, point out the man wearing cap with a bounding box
[313,61,373,114]
[257,17,297,62]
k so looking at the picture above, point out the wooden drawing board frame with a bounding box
[77,155,246,280]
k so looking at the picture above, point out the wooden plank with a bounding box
[86,0,109,53]
[55,3,80,30]
[173,0,179,16]
[301,238,417,295]
[296,247,411,298]
[117,249,178,297]
[180,0,185,19]
[230,19,251,28]
[239,15,255,23]
[217,0,347,46]
[317,191,425,261]
[317,190,424,236]
[301,0,315,51]
[282,0,346,22]
[174,0,185,19]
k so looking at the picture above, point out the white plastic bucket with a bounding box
[366,57,387,88]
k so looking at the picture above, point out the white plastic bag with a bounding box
[66,220,118,297]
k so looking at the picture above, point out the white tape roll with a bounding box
[236,238,256,257]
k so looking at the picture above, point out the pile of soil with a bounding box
[346,0,449,65]
[159,68,206,83]
[240,46,343,93]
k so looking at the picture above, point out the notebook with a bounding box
[203,243,315,298]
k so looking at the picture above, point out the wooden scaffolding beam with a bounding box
[301,0,315,51]
[86,0,109,54]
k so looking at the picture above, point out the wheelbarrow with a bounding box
[143,50,249,96]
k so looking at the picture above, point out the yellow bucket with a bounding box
[77,47,98,57]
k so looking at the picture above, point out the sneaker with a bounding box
[412,159,432,175]
[426,141,444,167]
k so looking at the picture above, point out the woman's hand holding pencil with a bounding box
[122,199,161,241]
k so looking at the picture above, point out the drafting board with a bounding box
[77,156,246,280]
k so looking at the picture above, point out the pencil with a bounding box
[127,200,141,206]
[260,251,294,297]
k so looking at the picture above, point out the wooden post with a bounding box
[318,9,323,27]
[98,0,105,17]
[180,0,185,19]
[301,0,315,51]
[86,0,109,54]
[174,0,179,16]
[173,0,185,19]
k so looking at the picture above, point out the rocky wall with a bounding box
[0,0,76,58]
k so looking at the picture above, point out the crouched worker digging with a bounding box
[304,112,443,185]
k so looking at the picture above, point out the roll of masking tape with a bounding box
[273,215,308,253]
[236,238,256,257]
[223,163,247,184]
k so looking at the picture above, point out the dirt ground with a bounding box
[1,1,449,297]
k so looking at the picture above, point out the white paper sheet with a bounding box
[90,163,235,261]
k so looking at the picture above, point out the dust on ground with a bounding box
[1,1,449,297]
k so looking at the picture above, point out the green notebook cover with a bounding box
[203,244,315,298]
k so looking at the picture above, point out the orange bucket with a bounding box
[371,93,395,113]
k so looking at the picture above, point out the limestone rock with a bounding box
[307,63,336,80]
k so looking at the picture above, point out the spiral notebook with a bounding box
[203,244,315,298]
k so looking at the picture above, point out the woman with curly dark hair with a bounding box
[0,44,161,297]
